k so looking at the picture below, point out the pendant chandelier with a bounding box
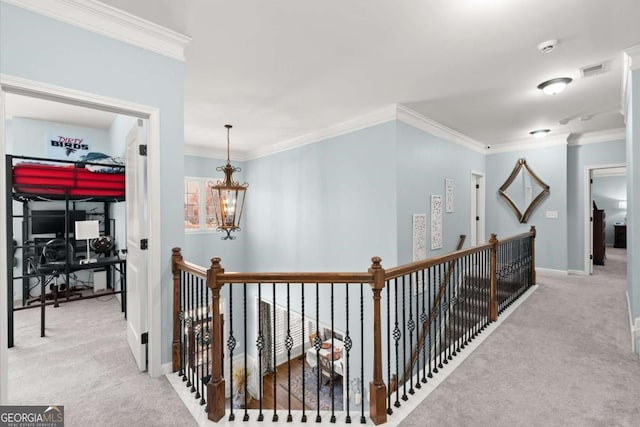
[211,124,248,240]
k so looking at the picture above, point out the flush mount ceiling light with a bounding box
[210,124,248,240]
[529,129,551,138]
[537,77,572,95]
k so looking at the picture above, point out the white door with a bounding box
[588,170,594,275]
[125,120,148,371]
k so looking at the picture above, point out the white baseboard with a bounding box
[162,362,173,376]
[625,292,639,353]
[536,268,568,275]
[568,269,588,276]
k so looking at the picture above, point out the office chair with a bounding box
[34,239,81,305]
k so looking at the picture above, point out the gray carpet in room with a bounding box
[400,247,640,427]
[8,295,197,427]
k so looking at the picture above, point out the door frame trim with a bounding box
[0,74,163,394]
[583,163,627,275]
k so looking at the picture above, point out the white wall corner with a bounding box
[2,0,191,61]
[395,104,487,154]
[622,45,640,119]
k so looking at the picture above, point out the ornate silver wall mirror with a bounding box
[499,158,550,223]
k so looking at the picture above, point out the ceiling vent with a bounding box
[580,63,606,78]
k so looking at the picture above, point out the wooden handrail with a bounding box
[173,258,207,278]
[497,230,532,245]
[384,241,492,280]
[216,271,373,284]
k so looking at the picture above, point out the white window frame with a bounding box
[184,176,218,233]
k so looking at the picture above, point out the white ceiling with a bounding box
[5,93,116,130]
[9,1,640,157]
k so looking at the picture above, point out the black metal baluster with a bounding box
[427,267,433,379]
[420,268,427,384]
[256,283,264,421]
[180,271,186,381]
[186,274,193,390]
[386,277,392,416]
[330,282,336,423]
[202,283,209,407]
[414,271,421,390]
[436,264,443,371]
[195,277,201,401]
[272,282,278,423]
[286,282,293,423]
[452,261,459,357]
[301,283,307,423]
[393,278,400,408]
[315,283,321,423]
[243,283,249,421]
[445,263,451,364]
[461,255,468,349]
[408,273,415,394]
[360,282,365,425]
[228,283,236,421]
[401,275,408,401]
[345,282,353,423]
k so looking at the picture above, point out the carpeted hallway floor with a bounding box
[8,248,639,426]
[8,294,197,427]
[400,247,640,427]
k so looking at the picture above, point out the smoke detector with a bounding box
[537,39,558,53]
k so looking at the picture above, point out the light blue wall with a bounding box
[0,3,185,364]
[183,155,246,271]
[243,121,398,272]
[396,122,485,263]
[627,68,640,352]
[567,140,626,270]
[486,146,568,271]
[592,175,627,245]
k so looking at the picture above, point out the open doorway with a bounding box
[583,164,627,274]
[470,172,485,246]
[0,77,162,405]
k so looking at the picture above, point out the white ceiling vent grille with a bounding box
[581,63,606,78]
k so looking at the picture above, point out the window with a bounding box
[184,177,220,231]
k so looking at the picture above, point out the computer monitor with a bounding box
[31,210,87,237]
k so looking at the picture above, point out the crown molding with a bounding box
[244,105,397,160]
[486,133,569,155]
[592,166,626,178]
[395,104,487,153]
[184,145,230,161]
[622,45,640,119]
[567,128,626,146]
[2,0,191,61]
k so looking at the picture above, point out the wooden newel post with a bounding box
[530,226,537,286]
[171,247,183,372]
[489,234,498,322]
[207,257,226,422]
[368,256,387,425]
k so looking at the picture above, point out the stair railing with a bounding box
[171,226,536,425]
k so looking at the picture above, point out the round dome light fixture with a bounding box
[537,77,572,95]
[529,129,551,138]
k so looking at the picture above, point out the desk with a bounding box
[13,255,126,339]
[306,339,344,376]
